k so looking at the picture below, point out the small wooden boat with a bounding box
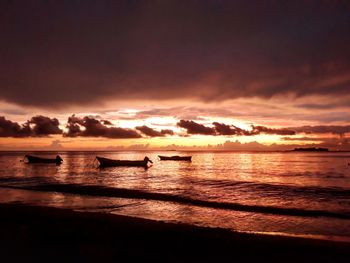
[24,155,63,165]
[96,156,153,168]
[158,155,192,161]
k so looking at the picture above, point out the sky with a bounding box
[0,0,349,151]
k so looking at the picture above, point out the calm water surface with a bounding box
[0,151,350,241]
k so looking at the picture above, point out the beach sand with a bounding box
[1,203,349,262]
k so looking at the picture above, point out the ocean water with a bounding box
[0,151,350,241]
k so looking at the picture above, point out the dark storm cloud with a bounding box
[135,125,173,137]
[213,123,350,137]
[291,125,350,135]
[2,115,350,139]
[252,125,350,136]
[251,126,296,136]
[177,120,216,135]
[179,120,297,136]
[161,129,174,136]
[178,120,257,136]
[65,115,141,138]
[1,1,350,107]
[29,115,62,135]
[0,115,62,137]
[101,120,113,125]
[179,120,350,137]
[0,116,31,137]
[213,122,252,136]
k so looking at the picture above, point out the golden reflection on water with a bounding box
[1,151,350,241]
[4,151,349,186]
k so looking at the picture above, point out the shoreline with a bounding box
[3,184,350,220]
[1,203,350,262]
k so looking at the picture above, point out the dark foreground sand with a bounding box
[1,203,349,263]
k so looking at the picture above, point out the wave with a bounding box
[194,178,350,199]
[1,183,350,220]
[1,176,350,203]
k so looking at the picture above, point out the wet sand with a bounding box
[1,203,349,262]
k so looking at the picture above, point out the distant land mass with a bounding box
[292,147,329,152]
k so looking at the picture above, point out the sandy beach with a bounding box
[1,203,349,263]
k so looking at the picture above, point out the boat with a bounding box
[24,155,63,165]
[96,156,153,168]
[158,155,192,161]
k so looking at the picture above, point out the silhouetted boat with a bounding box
[96,156,153,168]
[158,155,192,161]
[24,155,63,165]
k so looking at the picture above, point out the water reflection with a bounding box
[0,151,350,240]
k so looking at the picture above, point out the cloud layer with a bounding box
[136,125,174,137]
[1,1,350,108]
[1,115,350,142]
[65,115,141,138]
[178,120,296,136]
[291,125,350,135]
[0,115,62,137]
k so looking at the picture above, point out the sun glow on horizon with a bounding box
[1,104,349,151]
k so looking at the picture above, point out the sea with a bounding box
[1,151,350,242]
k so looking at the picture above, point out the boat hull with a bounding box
[158,155,192,161]
[25,155,62,165]
[96,157,149,168]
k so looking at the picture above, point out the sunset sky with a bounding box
[0,0,349,151]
